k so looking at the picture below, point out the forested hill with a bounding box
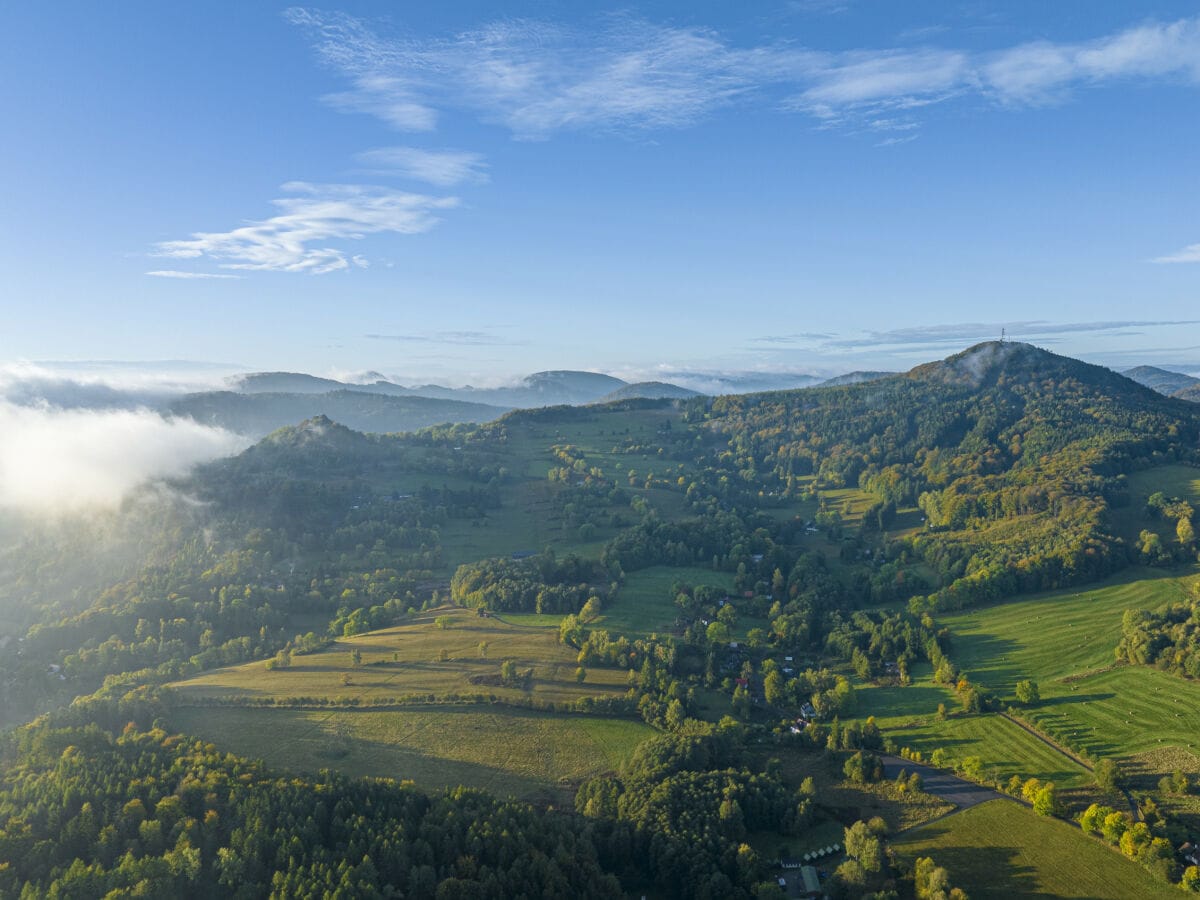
[1122,365,1200,397]
[702,342,1200,609]
[169,389,509,438]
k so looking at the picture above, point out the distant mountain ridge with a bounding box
[228,369,632,408]
[1122,365,1200,399]
[223,368,858,407]
[815,371,895,388]
[169,390,509,438]
[601,381,700,402]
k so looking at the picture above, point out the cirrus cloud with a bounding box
[1153,243,1200,264]
[285,9,1200,137]
[154,181,457,274]
[355,146,488,186]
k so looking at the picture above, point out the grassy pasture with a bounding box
[500,564,745,639]
[1125,746,1200,831]
[758,744,953,839]
[170,705,650,803]
[893,799,1178,900]
[941,571,1185,688]
[866,697,1093,789]
[939,569,1200,762]
[435,407,703,570]
[438,479,577,570]
[1119,463,1200,543]
[857,569,1200,790]
[501,407,693,490]
[172,607,631,706]
[820,486,878,526]
[601,565,736,638]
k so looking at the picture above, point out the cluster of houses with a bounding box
[1180,841,1200,869]
[721,640,748,676]
[789,702,818,735]
[778,846,839,897]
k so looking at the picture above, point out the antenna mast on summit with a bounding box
[1001,327,1006,344]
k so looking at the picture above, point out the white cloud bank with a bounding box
[0,402,246,514]
[0,365,250,514]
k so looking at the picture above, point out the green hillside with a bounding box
[7,343,1200,898]
[894,800,1179,900]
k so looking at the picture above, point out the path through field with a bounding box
[881,755,1006,815]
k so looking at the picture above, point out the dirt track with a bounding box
[881,754,1008,810]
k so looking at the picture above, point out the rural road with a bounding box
[881,755,1007,810]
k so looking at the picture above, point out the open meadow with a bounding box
[171,606,632,706]
[168,606,655,802]
[857,567,1200,798]
[1118,464,1200,544]
[893,799,1179,900]
[170,705,650,803]
[941,568,1200,763]
[601,565,736,637]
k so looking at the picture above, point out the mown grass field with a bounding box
[942,569,1200,763]
[172,607,631,706]
[864,693,1094,789]
[170,705,650,803]
[893,799,1179,900]
[858,567,1200,797]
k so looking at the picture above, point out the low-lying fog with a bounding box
[0,362,248,514]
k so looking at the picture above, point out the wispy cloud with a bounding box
[983,18,1200,105]
[154,182,456,274]
[145,270,243,280]
[287,9,788,139]
[752,332,837,344]
[355,146,488,186]
[786,0,852,14]
[285,9,1200,136]
[754,320,1200,353]
[1153,242,1200,264]
[365,331,515,346]
[610,363,822,394]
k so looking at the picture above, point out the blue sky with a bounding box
[2,1,1199,384]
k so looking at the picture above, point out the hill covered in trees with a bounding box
[701,342,1200,610]
[169,390,510,438]
[4,341,1200,897]
[1123,365,1200,398]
